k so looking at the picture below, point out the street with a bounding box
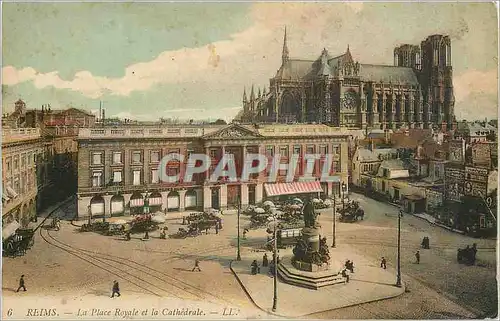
[2,194,497,319]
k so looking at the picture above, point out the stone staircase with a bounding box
[278,260,347,290]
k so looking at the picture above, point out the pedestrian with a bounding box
[111,280,120,298]
[192,259,201,272]
[415,251,420,264]
[380,257,387,269]
[251,260,259,275]
[143,231,149,240]
[242,229,247,239]
[342,268,350,283]
[215,223,219,235]
[16,275,26,292]
[262,253,269,267]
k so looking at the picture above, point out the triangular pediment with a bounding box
[203,124,262,139]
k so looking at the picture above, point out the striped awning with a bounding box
[6,186,18,198]
[264,181,322,197]
[130,198,144,207]
[149,197,162,206]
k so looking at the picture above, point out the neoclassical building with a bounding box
[239,29,455,130]
[76,123,350,218]
[2,128,42,232]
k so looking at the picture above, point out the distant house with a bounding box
[377,159,410,179]
[351,147,398,186]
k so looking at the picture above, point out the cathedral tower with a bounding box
[420,35,454,129]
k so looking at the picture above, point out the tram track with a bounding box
[43,228,235,304]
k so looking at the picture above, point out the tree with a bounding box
[212,119,227,125]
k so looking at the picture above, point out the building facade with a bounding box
[76,123,350,219]
[239,30,455,130]
[2,128,42,230]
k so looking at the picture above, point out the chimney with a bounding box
[102,109,106,121]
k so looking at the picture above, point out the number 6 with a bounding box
[7,309,13,316]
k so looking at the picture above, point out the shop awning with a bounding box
[2,220,20,241]
[130,198,144,207]
[2,192,10,202]
[148,197,162,206]
[264,181,323,197]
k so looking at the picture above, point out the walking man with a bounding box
[192,259,201,272]
[342,268,350,283]
[111,280,120,298]
[415,250,420,264]
[215,223,219,235]
[16,275,26,292]
[380,257,387,269]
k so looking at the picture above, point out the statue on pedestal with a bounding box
[303,199,319,229]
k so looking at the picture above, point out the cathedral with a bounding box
[239,29,456,130]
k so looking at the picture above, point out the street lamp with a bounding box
[143,190,150,215]
[236,196,241,261]
[271,213,278,312]
[396,209,402,287]
[341,182,347,211]
[331,195,336,248]
[87,205,92,225]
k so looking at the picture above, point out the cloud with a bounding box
[1,3,360,98]
[453,69,498,102]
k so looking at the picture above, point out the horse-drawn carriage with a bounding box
[2,229,35,258]
[457,244,477,265]
[338,200,364,222]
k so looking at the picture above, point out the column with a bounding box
[179,189,186,212]
[256,183,264,203]
[381,92,387,129]
[77,196,92,219]
[241,183,249,206]
[219,184,228,209]
[409,91,415,128]
[372,91,379,128]
[203,186,212,210]
[400,94,406,128]
[390,93,396,129]
[103,195,112,216]
[360,82,367,127]
[160,192,169,211]
[327,182,333,196]
[205,146,210,182]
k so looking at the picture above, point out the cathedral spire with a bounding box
[282,26,289,64]
[243,87,247,102]
[250,84,255,100]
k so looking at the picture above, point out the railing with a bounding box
[2,128,41,144]
[79,127,202,139]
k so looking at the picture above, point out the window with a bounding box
[168,149,180,154]
[332,161,340,173]
[14,158,19,170]
[332,145,340,155]
[151,169,159,183]
[210,149,218,159]
[293,146,301,155]
[92,152,103,165]
[266,146,274,157]
[279,146,289,157]
[21,154,26,168]
[133,170,141,185]
[91,171,102,187]
[167,167,179,177]
[132,151,142,163]
[113,152,123,164]
[306,145,315,154]
[6,159,11,172]
[150,151,160,163]
[319,145,328,155]
[113,171,123,183]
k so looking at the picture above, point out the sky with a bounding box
[2,2,498,122]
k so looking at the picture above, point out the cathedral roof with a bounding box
[276,59,316,80]
[358,64,419,85]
